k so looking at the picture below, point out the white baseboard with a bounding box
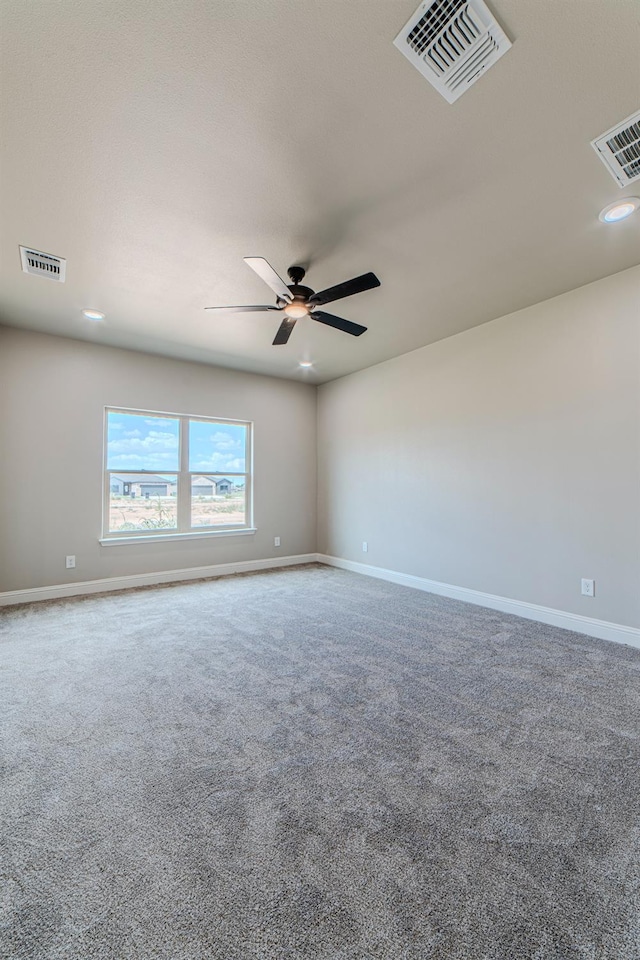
[3,553,638,651]
[316,554,640,650]
[0,554,318,607]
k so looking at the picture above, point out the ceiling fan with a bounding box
[205,258,381,345]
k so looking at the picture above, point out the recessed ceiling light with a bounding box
[598,198,640,223]
[299,361,313,368]
[82,309,105,321]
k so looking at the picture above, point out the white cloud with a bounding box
[108,428,179,470]
[192,452,245,472]
[210,431,242,451]
[110,453,145,465]
[108,433,178,455]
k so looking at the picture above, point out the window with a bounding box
[103,408,252,540]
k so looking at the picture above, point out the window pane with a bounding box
[108,474,177,533]
[188,420,246,473]
[107,411,179,472]
[190,475,246,528]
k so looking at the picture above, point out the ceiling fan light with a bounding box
[283,302,309,319]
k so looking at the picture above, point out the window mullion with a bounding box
[177,417,190,532]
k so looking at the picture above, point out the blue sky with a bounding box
[189,419,246,473]
[107,411,246,474]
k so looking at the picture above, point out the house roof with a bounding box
[111,474,171,484]
[1,1,638,383]
[192,476,234,485]
[111,475,238,485]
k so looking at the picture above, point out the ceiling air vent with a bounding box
[393,0,512,104]
[19,245,66,282]
[591,110,640,187]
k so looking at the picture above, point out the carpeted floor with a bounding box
[1,563,639,959]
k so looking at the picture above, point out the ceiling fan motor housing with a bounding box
[277,267,314,310]
[278,285,315,312]
[289,284,314,301]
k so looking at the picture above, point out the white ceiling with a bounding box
[1,0,639,384]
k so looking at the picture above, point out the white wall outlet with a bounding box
[581,578,595,597]
[65,555,76,569]
[362,541,368,553]
[274,536,280,547]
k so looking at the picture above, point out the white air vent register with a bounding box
[394,0,512,104]
[19,245,66,282]
[591,110,640,188]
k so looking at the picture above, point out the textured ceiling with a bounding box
[1,0,639,383]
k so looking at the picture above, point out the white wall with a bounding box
[318,266,640,630]
[0,328,317,592]
[3,267,639,628]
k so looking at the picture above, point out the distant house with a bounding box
[191,476,215,497]
[191,476,236,496]
[110,474,172,498]
[111,475,238,498]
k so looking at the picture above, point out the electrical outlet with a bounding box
[362,541,368,553]
[274,536,280,547]
[581,578,595,597]
[65,555,76,569]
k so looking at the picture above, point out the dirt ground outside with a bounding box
[109,494,246,532]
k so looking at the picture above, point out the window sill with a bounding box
[99,528,257,546]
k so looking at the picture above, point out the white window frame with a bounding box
[101,406,254,544]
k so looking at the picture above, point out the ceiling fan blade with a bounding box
[309,272,380,307]
[272,317,297,345]
[312,310,367,337]
[204,305,279,312]
[244,257,292,302]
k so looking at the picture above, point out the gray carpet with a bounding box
[1,564,639,959]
